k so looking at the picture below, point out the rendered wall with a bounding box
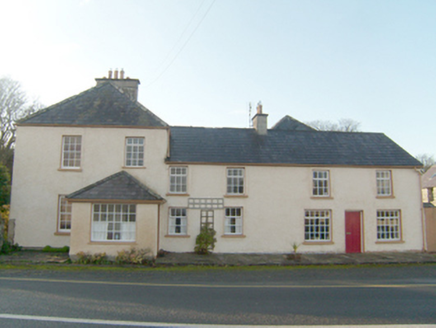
[161,165,424,254]
[10,125,168,248]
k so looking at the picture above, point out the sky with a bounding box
[0,0,435,158]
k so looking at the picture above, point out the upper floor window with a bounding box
[227,168,244,195]
[377,210,400,241]
[225,207,243,235]
[312,170,329,197]
[125,137,144,167]
[169,208,187,235]
[169,167,187,194]
[61,136,82,169]
[376,170,392,196]
[91,204,136,242]
[58,195,72,232]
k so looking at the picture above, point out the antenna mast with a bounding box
[248,102,253,128]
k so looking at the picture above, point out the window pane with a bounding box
[125,137,144,167]
[91,204,136,241]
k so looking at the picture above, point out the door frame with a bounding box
[345,211,364,253]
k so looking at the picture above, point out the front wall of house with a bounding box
[10,126,168,249]
[161,165,423,254]
[11,125,423,255]
[69,203,158,258]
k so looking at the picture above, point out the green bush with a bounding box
[42,245,70,253]
[115,247,152,265]
[1,241,21,254]
[194,226,217,255]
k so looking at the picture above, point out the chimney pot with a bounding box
[108,69,112,79]
[120,69,125,79]
[257,102,263,114]
[114,68,119,79]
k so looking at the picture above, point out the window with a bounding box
[58,195,71,232]
[312,171,329,197]
[125,137,144,167]
[225,208,242,234]
[91,204,136,242]
[61,136,81,169]
[227,168,244,195]
[376,170,392,196]
[304,210,331,241]
[377,210,401,241]
[169,167,187,194]
[169,208,187,235]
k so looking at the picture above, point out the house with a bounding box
[9,71,425,258]
[422,165,436,206]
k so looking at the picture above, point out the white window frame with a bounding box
[61,136,82,169]
[226,168,245,195]
[377,210,401,241]
[224,207,243,235]
[58,195,72,232]
[312,170,330,197]
[91,204,136,242]
[376,170,392,196]
[169,208,187,235]
[169,167,187,194]
[304,210,331,241]
[125,137,145,167]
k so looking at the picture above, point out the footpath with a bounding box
[0,250,436,266]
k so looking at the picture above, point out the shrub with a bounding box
[194,226,216,255]
[75,251,108,264]
[115,247,152,265]
[42,245,70,253]
[0,241,21,254]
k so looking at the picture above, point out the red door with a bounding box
[345,211,362,253]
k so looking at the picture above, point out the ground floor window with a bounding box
[58,195,72,232]
[377,210,400,241]
[92,204,136,241]
[225,207,242,234]
[304,210,331,241]
[169,208,187,235]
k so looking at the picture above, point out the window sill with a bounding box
[166,193,190,197]
[58,168,82,172]
[54,232,70,236]
[303,241,334,245]
[221,234,246,238]
[310,196,333,200]
[88,241,137,245]
[165,234,190,238]
[224,195,248,198]
[376,195,395,199]
[122,166,146,169]
[375,240,404,244]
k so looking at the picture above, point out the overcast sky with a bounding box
[0,0,434,157]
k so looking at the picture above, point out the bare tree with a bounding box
[415,153,435,173]
[306,118,361,132]
[0,77,42,171]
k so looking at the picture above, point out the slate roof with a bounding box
[167,126,422,167]
[422,166,436,188]
[67,171,164,202]
[18,82,168,127]
[272,115,316,131]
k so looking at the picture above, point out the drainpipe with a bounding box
[415,167,427,252]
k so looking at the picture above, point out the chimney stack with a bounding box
[252,101,268,135]
[95,68,141,101]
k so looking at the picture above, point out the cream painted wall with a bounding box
[11,124,423,254]
[10,125,168,248]
[161,166,424,254]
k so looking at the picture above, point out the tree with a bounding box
[415,154,435,173]
[0,165,10,206]
[306,118,361,132]
[0,77,42,172]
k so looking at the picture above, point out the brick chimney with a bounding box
[95,69,140,101]
[252,102,268,135]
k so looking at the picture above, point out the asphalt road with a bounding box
[0,264,436,327]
